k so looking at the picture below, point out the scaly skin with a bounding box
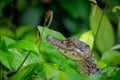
[46,34,101,75]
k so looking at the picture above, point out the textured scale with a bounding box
[46,35,101,75]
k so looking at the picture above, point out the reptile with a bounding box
[46,34,101,75]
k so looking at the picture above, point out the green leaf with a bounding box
[86,74,106,80]
[101,67,119,78]
[10,63,43,80]
[16,26,33,38]
[117,19,120,43]
[1,36,15,49]
[16,26,37,42]
[93,50,101,61]
[8,48,27,70]
[0,50,14,70]
[9,40,39,54]
[98,61,107,69]
[101,50,120,66]
[80,30,94,49]
[114,69,120,80]
[0,27,14,38]
[7,38,44,63]
[0,48,24,71]
[89,4,115,53]
[1,70,8,80]
[22,32,37,42]
[44,63,71,80]
[23,51,41,67]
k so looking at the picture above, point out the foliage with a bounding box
[0,0,120,80]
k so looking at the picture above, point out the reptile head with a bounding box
[68,37,101,75]
[46,35,101,75]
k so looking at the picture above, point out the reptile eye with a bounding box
[80,48,84,52]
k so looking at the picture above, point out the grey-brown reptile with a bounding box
[46,35,101,75]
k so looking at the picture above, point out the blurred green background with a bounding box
[1,0,120,80]
[1,0,119,38]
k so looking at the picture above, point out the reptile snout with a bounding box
[95,66,101,73]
